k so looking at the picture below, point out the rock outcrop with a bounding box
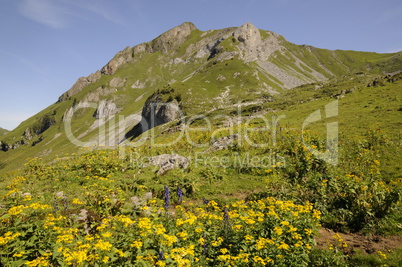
[101,46,134,75]
[109,77,126,88]
[0,141,10,152]
[232,22,283,62]
[22,128,33,141]
[93,100,121,119]
[32,114,56,135]
[125,93,182,140]
[190,27,235,59]
[143,154,190,175]
[192,22,282,62]
[101,22,198,76]
[205,134,239,153]
[58,71,101,102]
[150,22,197,54]
[194,36,228,59]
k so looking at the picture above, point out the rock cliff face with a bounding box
[234,22,284,62]
[232,22,264,61]
[191,23,281,62]
[101,46,134,75]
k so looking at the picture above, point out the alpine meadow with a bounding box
[1,22,402,266]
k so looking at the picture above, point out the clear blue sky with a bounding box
[1,0,401,130]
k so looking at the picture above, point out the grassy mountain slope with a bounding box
[0,22,401,173]
[0,22,402,266]
[1,90,401,265]
[0,127,9,136]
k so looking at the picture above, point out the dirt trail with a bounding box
[316,228,402,254]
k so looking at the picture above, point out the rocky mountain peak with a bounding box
[233,22,261,45]
[100,22,198,76]
[151,22,198,53]
[232,22,282,62]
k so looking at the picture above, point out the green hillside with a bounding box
[0,22,401,266]
[0,22,401,173]
[0,127,9,136]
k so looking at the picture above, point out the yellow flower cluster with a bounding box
[25,255,50,267]
[55,228,79,244]
[377,250,387,260]
[0,232,21,246]
[7,205,24,216]
[2,176,27,199]
[43,214,65,228]
[0,177,321,267]
[256,237,275,250]
[7,202,51,216]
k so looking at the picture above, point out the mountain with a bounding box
[1,22,402,265]
[0,127,9,136]
[0,22,401,172]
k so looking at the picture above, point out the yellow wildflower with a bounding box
[377,251,387,259]
[253,255,266,265]
[101,231,113,238]
[277,241,290,250]
[25,256,49,267]
[211,237,224,247]
[220,248,229,254]
[177,231,188,240]
[8,205,24,216]
[72,198,84,205]
[304,228,313,235]
[273,226,283,235]
[94,240,113,251]
[13,251,25,257]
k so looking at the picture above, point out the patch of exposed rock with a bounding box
[143,154,190,175]
[192,22,282,63]
[194,36,228,59]
[132,80,146,89]
[125,94,182,139]
[258,61,308,89]
[100,22,197,76]
[191,22,326,89]
[83,86,117,102]
[22,128,33,141]
[171,58,184,64]
[232,22,286,63]
[93,100,121,119]
[150,22,197,54]
[204,134,239,153]
[58,71,101,102]
[101,46,134,75]
[109,77,126,88]
[189,27,235,59]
